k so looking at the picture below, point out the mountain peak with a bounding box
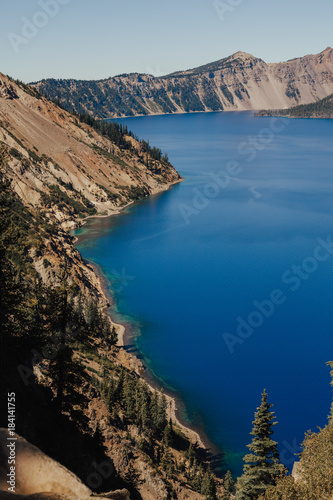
[230,51,255,59]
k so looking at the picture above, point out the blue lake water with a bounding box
[75,112,333,475]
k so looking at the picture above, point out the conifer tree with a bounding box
[156,391,167,431]
[122,372,136,420]
[222,470,235,499]
[160,444,174,474]
[106,377,116,411]
[136,381,150,429]
[187,442,196,467]
[162,421,173,447]
[236,390,285,500]
[201,465,217,499]
[149,390,159,430]
[115,367,125,401]
[46,266,87,412]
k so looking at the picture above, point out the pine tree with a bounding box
[115,367,125,401]
[136,381,150,429]
[187,442,196,467]
[201,465,217,499]
[156,391,167,431]
[222,470,235,499]
[109,325,117,345]
[122,372,136,420]
[106,377,116,411]
[162,421,173,447]
[46,267,88,412]
[236,390,285,500]
[149,390,159,431]
[160,444,174,474]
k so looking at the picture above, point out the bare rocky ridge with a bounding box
[31,48,333,118]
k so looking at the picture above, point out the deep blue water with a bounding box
[75,112,333,475]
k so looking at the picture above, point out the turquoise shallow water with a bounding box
[75,112,333,475]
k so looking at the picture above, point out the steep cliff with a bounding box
[0,72,181,224]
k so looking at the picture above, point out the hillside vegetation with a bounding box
[258,93,333,119]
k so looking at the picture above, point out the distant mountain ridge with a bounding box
[30,47,333,118]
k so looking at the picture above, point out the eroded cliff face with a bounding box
[0,73,181,221]
[0,72,181,301]
[32,48,333,117]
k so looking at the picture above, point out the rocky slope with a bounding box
[31,47,333,118]
[0,72,181,224]
[0,428,109,499]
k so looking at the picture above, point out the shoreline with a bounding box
[106,108,255,120]
[73,183,223,463]
[72,177,183,243]
[80,239,220,457]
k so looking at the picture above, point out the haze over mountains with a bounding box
[31,47,333,118]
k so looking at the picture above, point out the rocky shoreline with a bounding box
[73,196,217,455]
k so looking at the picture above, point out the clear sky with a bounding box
[1,0,332,83]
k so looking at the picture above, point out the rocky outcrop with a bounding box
[31,48,333,117]
[0,80,18,100]
[0,429,130,499]
[291,461,302,482]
